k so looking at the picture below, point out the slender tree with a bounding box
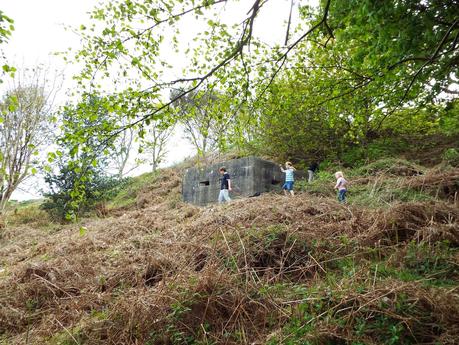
[140,123,175,172]
[172,89,229,156]
[0,66,60,211]
[112,124,136,178]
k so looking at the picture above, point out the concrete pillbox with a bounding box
[182,156,291,205]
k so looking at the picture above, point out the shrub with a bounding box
[339,138,410,167]
[42,165,128,221]
[442,148,459,166]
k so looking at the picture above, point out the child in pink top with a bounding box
[334,171,348,203]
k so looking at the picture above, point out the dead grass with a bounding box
[367,201,459,246]
[403,167,459,201]
[0,165,458,344]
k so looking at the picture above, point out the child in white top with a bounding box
[334,171,348,203]
[280,161,296,196]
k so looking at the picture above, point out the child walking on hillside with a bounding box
[334,171,348,203]
[280,162,296,196]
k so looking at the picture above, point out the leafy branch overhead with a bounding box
[0,10,15,81]
[71,0,457,137]
[71,0,335,139]
[55,0,459,216]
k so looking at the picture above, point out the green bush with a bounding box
[42,165,128,222]
[442,148,459,166]
[339,138,410,167]
[439,100,459,135]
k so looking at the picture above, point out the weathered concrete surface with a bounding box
[182,156,302,205]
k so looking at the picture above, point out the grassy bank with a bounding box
[0,159,458,344]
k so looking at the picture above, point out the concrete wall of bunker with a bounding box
[182,157,289,206]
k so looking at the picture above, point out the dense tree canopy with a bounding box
[69,0,458,140]
[55,0,459,212]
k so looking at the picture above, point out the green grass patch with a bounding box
[297,164,435,206]
[47,326,85,345]
[350,184,435,207]
[295,171,335,197]
[108,171,159,209]
[5,202,52,227]
[353,158,424,177]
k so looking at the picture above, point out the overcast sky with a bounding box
[2,0,303,200]
[3,1,92,65]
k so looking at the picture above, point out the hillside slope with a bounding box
[0,163,458,345]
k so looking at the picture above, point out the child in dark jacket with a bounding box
[218,167,232,203]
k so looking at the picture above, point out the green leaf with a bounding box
[79,226,87,237]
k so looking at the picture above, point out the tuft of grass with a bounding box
[47,327,85,345]
[167,193,182,209]
[296,170,335,197]
[442,147,459,167]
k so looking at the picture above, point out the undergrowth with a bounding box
[2,201,51,228]
[266,239,459,345]
[0,158,458,344]
[297,158,456,206]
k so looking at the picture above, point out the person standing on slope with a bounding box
[280,161,296,196]
[334,171,348,203]
[307,161,319,182]
[218,167,232,203]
